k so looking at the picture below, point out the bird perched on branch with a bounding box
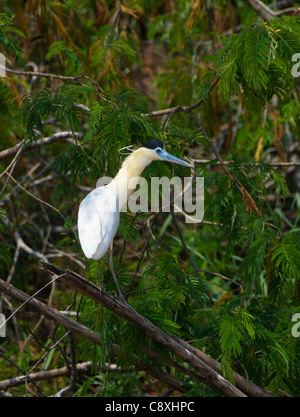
[77,139,191,306]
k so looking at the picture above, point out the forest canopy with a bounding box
[0,0,299,398]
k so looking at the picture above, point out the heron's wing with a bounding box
[78,187,120,260]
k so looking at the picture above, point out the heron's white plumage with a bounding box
[78,148,159,262]
[77,144,191,266]
[78,186,119,260]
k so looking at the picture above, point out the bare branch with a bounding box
[0,278,187,394]
[4,172,65,220]
[193,159,300,167]
[171,208,199,276]
[0,132,83,161]
[4,68,219,122]
[245,0,300,19]
[53,333,78,397]
[5,67,104,93]
[244,0,276,21]
[0,361,92,390]
[146,75,220,118]
[275,6,300,16]
[0,265,272,397]
[37,262,249,397]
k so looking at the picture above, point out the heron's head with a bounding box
[134,139,192,167]
[120,139,191,171]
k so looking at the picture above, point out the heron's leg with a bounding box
[109,242,126,303]
[86,258,90,272]
[98,260,103,291]
[109,243,137,313]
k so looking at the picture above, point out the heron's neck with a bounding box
[109,153,151,209]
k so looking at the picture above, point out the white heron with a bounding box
[77,139,191,305]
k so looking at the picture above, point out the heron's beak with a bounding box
[158,150,192,167]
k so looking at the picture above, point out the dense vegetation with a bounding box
[0,0,299,397]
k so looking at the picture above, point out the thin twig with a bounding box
[171,208,199,276]
[0,142,25,181]
[53,333,78,397]
[193,159,300,167]
[0,361,92,391]
[0,352,47,397]
[20,276,57,353]
[0,279,187,394]
[0,274,64,334]
[5,67,104,93]
[5,172,65,220]
[24,331,70,380]
[187,109,261,217]
[197,268,244,290]
[0,132,83,161]
[37,262,248,397]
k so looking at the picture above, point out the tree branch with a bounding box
[146,75,220,117]
[5,66,219,120]
[245,0,300,20]
[193,159,300,167]
[187,110,261,216]
[0,361,91,391]
[37,262,270,397]
[0,262,273,396]
[0,132,83,161]
[244,0,276,21]
[0,278,187,394]
[0,267,244,396]
[5,68,104,93]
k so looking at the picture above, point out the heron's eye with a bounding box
[155,147,163,154]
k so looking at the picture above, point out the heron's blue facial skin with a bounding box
[155,147,192,167]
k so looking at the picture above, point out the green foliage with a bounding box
[0,209,12,270]
[0,13,23,64]
[271,234,300,277]
[22,85,91,139]
[51,89,161,184]
[0,1,299,398]
[239,228,277,278]
[216,17,300,110]
[219,309,255,382]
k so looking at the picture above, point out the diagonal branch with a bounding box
[245,0,300,20]
[146,75,220,118]
[0,264,272,397]
[5,68,104,93]
[37,262,271,397]
[38,262,245,397]
[244,0,276,21]
[186,109,261,217]
[5,66,219,120]
[0,132,83,161]
[0,278,187,394]
[0,361,92,391]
